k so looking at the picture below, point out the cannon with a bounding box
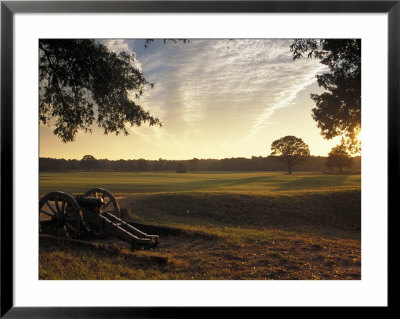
[39,188,159,248]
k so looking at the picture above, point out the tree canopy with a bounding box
[290,39,361,153]
[80,154,98,170]
[188,158,200,173]
[176,162,187,173]
[81,155,96,161]
[39,39,161,143]
[270,135,310,174]
[326,144,353,172]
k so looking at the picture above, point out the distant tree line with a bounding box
[39,155,360,173]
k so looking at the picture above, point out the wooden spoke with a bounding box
[55,200,61,214]
[45,200,57,215]
[40,209,53,217]
[65,222,77,233]
[61,201,66,214]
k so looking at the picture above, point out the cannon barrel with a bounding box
[75,195,104,207]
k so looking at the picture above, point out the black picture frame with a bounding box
[1,0,395,317]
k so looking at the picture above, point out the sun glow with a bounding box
[356,130,361,143]
[349,128,362,155]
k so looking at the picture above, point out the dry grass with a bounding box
[39,189,361,280]
[40,228,360,280]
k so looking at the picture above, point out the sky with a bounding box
[39,39,343,160]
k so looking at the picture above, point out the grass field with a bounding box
[39,171,361,280]
[39,171,361,196]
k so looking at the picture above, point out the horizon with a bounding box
[40,39,348,160]
[40,154,361,161]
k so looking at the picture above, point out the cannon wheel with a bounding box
[83,188,120,216]
[39,191,82,238]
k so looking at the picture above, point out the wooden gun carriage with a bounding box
[39,188,159,248]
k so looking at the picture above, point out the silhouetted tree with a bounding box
[97,159,112,171]
[189,158,200,173]
[150,158,164,171]
[326,144,353,172]
[39,39,162,142]
[176,162,187,173]
[137,159,149,171]
[270,136,310,174]
[80,155,98,171]
[39,157,66,171]
[290,39,361,153]
[68,159,80,170]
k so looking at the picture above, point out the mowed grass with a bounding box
[39,171,361,196]
[39,171,361,280]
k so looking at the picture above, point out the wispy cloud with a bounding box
[123,39,327,158]
[102,39,131,53]
[101,39,143,71]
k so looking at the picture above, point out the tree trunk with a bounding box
[287,159,293,174]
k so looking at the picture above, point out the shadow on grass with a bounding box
[103,174,353,194]
[104,175,277,194]
[275,175,349,191]
[175,175,275,190]
[123,189,361,240]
